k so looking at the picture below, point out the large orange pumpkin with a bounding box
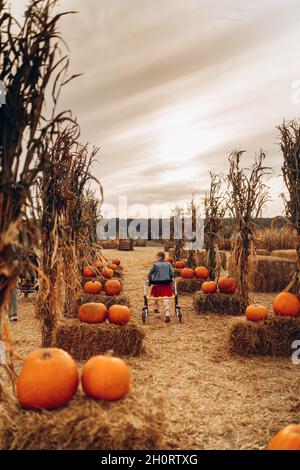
[175,261,185,269]
[108,305,131,325]
[82,355,131,401]
[84,280,102,295]
[194,266,209,280]
[218,277,237,294]
[273,292,300,317]
[83,266,96,278]
[202,281,217,294]
[181,268,194,279]
[246,304,268,322]
[112,258,121,266]
[268,424,300,450]
[109,263,118,271]
[78,303,108,324]
[17,348,79,410]
[92,260,103,271]
[102,268,114,279]
[105,279,122,296]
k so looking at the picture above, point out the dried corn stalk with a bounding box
[204,173,226,280]
[227,150,270,305]
[278,120,300,294]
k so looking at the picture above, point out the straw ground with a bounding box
[2,246,300,450]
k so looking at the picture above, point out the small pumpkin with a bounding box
[218,277,237,294]
[92,260,103,271]
[105,279,122,296]
[102,268,114,279]
[83,266,96,278]
[109,263,118,271]
[112,258,121,266]
[194,266,209,280]
[273,292,300,317]
[175,261,186,269]
[82,355,131,401]
[84,280,102,295]
[165,258,173,264]
[202,281,217,294]
[108,305,131,325]
[246,304,268,322]
[78,303,108,323]
[181,268,194,279]
[17,348,79,410]
[268,424,300,450]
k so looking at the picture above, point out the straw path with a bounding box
[2,246,300,450]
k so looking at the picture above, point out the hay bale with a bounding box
[270,249,297,261]
[0,392,165,450]
[229,316,300,357]
[135,238,147,247]
[256,249,270,256]
[53,319,144,359]
[251,255,295,292]
[176,278,203,294]
[193,292,246,316]
[69,293,130,318]
[100,240,119,249]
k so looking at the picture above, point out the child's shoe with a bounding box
[165,313,171,323]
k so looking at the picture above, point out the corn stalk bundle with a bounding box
[0,0,76,392]
[36,125,101,346]
[227,150,270,305]
[278,120,300,295]
[172,206,185,261]
[186,196,198,269]
[204,173,226,280]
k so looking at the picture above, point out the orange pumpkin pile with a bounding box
[17,348,131,410]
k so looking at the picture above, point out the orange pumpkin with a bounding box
[92,260,103,271]
[105,279,122,296]
[268,424,300,450]
[202,281,217,294]
[273,292,300,317]
[83,266,96,278]
[102,268,114,279]
[112,258,121,266]
[109,263,118,271]
[82,355,131,401]
[78,303,108,324]
[194,266,209,280]
[246,304,268,322]
[218,277,237,294]
[175,261,186,269]
[108,305,131,325]
[84,280,102,295]
[181,268,194,279]
[16,348,79,410]
[165,258,173,264]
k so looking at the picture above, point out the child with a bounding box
[148,251,174,322]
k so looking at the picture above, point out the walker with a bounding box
[141,279,182,323]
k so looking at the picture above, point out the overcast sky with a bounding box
[12,0,300,217]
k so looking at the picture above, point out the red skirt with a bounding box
[151,283,173,298]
